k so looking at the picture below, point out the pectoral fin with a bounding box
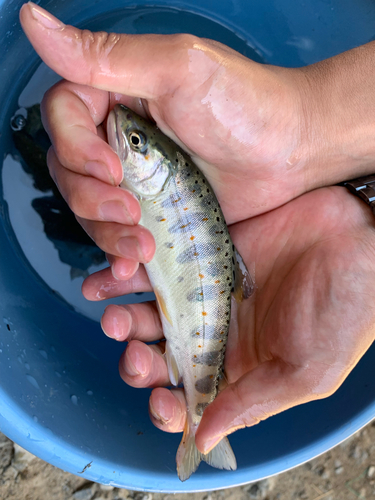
[154,287,173,326]
[233,248,255,302]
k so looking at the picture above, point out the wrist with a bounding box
[294,42,375,190]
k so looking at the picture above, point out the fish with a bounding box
[107,104,253,481]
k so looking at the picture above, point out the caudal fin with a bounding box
[176,422,237,481]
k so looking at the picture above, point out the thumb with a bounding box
[195,360,318,454]
[20,2,187,98]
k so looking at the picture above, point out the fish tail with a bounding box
[176,422,237,481]
[202,436,237,471]
[176,421,202,481]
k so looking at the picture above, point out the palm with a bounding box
[196,186,375,444]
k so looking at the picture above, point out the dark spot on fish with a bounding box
[187,285,217,302]
[195,350,222,366]
[232,257,235,264]
[176,243,218,264]
[195,375,216,394]
[225,252,228,256]
[191,325,228,340]
[214,209,217,212]
[195,180,198,184]
[206,262,223,276]
[207,189,210,193]
[232,244,235,251]
[216,217,220,222]
[185,162,189,166]
[165,242,174,248]
[177,276,184,282]
[195,403,209,416]
[168,214,207,233]
[199,194,203,198]
[225,239,229,244]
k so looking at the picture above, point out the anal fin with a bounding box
[165,341,180,387]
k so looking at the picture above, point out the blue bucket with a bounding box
[1,0,375,493]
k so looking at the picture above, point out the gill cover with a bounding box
[107,104,174,198]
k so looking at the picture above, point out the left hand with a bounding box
[89,186,375,453]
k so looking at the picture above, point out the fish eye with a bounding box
[129,130,147,151]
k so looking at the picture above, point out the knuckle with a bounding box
[80,30,121,86]
[173,33,200,51]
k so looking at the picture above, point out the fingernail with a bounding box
[202,435,223,455]
[29,3,64,30]
[124,347,148,377]
[85,160,115,185]
[117,237,144,261]
[149,399,171,425]
[101,307,125,341]
[100,201,133,224]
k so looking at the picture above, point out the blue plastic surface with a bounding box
[1,0,375,493]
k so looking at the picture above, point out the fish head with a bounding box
[107,104,175,198]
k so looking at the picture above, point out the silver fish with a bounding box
[107,104,253,481]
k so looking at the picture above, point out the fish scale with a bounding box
[107,104,252,481]
[141,166,233,426]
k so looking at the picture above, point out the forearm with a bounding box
[297,41,375,188]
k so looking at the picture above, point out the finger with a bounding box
[42,81,122,185]
[81,265,152,301]
[106,253,140,281]
[149,388,187,433]
[118,340,170,388]
[42,81,152,184]
[48,148,141,225]
[195,360,312,454]
[101,302,163,342]
[20,3,189,98]
[76,217,155,263]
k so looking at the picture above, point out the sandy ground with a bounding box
[1,420,374,500]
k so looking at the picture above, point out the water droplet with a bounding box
[55,371,61,378]
[39,349,48,360]
[71,394,78,405]
[33,415,38,423]
[24,362,30,370]
[26,375,39,389]
[86,390,93,396]
[17,356,23,364]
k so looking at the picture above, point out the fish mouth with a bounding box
[107,108,128,164]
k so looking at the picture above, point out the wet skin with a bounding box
[20,3,375,454]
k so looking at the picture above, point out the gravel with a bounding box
[1,420,375,500]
